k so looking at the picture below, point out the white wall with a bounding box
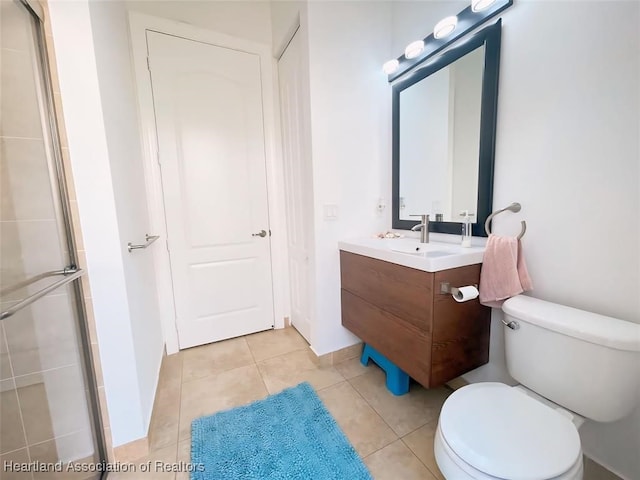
[305,0,393,355]
[52,0,278,447]
[392,1,639,478]
[88,0,164,432]
[126,0,273,45]
[271,0,305,55]
[490,3,638,477]
[270,0,393,355]
[47,0,148,447]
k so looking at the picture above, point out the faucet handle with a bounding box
[409,214,430,222]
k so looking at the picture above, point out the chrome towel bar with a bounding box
[1,268,85,320]
[0,266,78,297]
[128,234,160,253]
[485,202,527,239]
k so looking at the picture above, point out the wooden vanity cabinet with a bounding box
[340,251,491,388]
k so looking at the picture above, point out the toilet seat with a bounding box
[437,382,582,480]
[435,422,583,480]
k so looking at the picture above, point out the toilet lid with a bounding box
[439,382,581,480]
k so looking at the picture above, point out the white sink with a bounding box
[388,241,455,257]
[339,238,485,272]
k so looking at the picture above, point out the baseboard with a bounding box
[445,376,470,390]
[583,453,628,480]
[308,342,363,367]
[113,436,149,463]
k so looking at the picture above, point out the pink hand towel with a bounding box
[479,234,533,308]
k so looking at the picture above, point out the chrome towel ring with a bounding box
[485,202,527,240]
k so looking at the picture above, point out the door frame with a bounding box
[128,12,290,354]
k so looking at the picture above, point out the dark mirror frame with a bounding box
[392,20,502,237]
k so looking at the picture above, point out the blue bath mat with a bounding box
[191,382,372,480]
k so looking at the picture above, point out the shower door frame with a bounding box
[11,0,109,472]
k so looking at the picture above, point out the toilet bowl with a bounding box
[434,383,583,480]
[433,295,640,480]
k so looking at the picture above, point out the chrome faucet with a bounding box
[410,214,430,243]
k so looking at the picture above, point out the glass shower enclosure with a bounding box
[1,0,106,477]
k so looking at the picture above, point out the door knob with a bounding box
[252,230,267,238]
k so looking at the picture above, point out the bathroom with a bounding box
[0,0,638,479]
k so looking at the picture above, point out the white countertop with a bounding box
[339,237,485,272]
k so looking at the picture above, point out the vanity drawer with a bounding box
[340,251,433,332]
[431,264,490,385]
[341,289,432,387]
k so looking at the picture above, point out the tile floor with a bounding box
[109,327,621,480]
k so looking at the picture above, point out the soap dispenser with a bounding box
[460,210,473,248]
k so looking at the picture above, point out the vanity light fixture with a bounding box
[433,16,458,39]
[404,40,425,59]
[383,0,512,82]
[472,0,497,12]
[382,59,400,75]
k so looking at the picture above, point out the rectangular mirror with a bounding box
[392,21,502,237]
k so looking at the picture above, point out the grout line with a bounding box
[399,412,441,440]
[361,436,398,461]
[1,324,32,463]
[245,336,271,395]
[0,135,44,141]
[252,344,310,365]
[340,377,400,458]
[399,436,442,480]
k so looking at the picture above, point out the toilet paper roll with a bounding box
[453,285,479,303]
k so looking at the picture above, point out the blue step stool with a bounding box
[360,344,410,395]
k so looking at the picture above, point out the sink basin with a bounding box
[388,240,456,257]
[339,238,485,272]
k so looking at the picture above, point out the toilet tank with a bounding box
[502,295,640,423]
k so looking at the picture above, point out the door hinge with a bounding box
[146,56,151,71]
[165,239,170,252]
[269,229,272,237]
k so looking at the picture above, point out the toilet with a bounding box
[434,295,640,480]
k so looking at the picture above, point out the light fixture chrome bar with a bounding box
[387,0,512,82]
[127,234,160,252]
[0,269,85,320]
[0,266,79,297]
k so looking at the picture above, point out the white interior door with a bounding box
[278,30,313,342]
[147,31,274,349]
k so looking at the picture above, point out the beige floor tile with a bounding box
[182,337,254,383]
[178,364,268,441]
[108,443,177,479]
[30,433,98,480]
[332,343,363,364]
[0,380,27,454]
[148,399,180,452]
[350,369,450,436]
[365,440,437,480]
[318,381,397,458]
[334,356,375,380]
[0,448,31,480]
[245,327,308,362]
[584,456,623,480]
[257,349,344,394]
[175,440,191,480]
[159,352,183,389]
[15,381,55,445]
[402,420,444,480]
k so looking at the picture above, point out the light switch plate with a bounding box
[323,204,339,220]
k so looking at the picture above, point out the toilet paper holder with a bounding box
[439,282,478,296]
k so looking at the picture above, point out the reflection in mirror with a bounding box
[392,21,502,237]
[399,46,484,222]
